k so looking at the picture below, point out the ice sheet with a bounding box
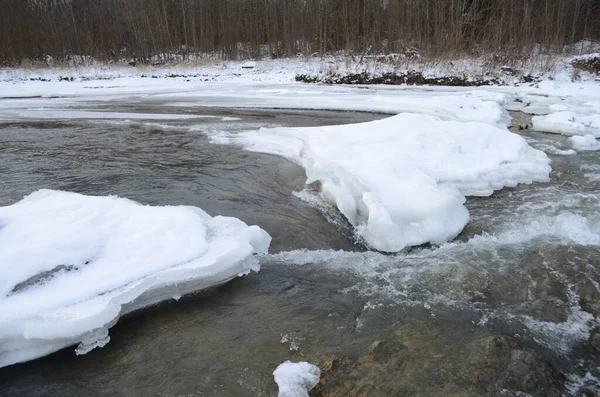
[273,361,320,397]
[568,135,600,151]
[533,111,600,137]
[0,190,271,368]
[209,112,551,252]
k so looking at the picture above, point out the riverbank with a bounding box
[2,52,599,86]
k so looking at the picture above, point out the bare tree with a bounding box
[1,0,598,65]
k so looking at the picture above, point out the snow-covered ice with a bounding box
[273,361,320,397]
[1,109,226,121]
[532,111,600,137]
[210,112,551,252]
[568,135,600,151]
[0,190,271,368]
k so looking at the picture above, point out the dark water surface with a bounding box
[0,107,599,396]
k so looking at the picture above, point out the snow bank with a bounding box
[532,111,600,137]
[273,361,321,397]
[568,135,600,151]
[210,113,551,252]
[0,190,271,368]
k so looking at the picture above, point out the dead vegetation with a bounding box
[572,56,600,74]
[295,70,543,86]
[296,71,501,86]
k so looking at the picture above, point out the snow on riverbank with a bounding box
[1,56,598,136]
[0,190,271,368]
[209,112,551,252]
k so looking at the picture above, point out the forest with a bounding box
[1,0,599,64]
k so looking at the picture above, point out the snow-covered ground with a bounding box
[0,190,270,368]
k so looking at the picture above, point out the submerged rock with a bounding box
[311,322,566,397]
[509,112,533,132]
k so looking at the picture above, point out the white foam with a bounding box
[0,189,271,368]
[536,144,577,156]
[567,372,600,396]
[273,361,320,397]
[519,307,597,354]
[493,212,600,245]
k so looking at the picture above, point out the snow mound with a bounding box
[532,111,600,137]
[0,190,271,368]
[273,361,321,397]
[567,135,600,151]
[210,113,551,252]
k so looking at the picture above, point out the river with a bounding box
[0,104,598,396]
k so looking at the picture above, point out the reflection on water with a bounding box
[0,107,599,396]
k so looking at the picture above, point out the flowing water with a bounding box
[0,105,599,396]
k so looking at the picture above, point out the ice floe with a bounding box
[568,134,600,151]
[532,111,600,137]
[273,361,320,397]
[0,189,271,368]
[210,112,551,252]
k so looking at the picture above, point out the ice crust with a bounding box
[273,361,321,397]
[0,190,271,368]
[211,112,551,252]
